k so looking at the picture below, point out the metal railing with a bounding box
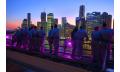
[6,34,113,61]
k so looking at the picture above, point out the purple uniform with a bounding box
[75,29,88,59]
[52,28,59,56]
[99,28,113,71]
[91,30,100,64]
[38,29,46,53]
[48,29,54,54]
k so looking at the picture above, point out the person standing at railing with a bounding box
[91,26,100,70]
[21,27,29,50]
[75,26,88,59]
[28,27,33,51]
[52,24,60,56]
[38,26,46,54]
[15,28,23,49]
[71,26,78,59]
[11,31,17,47]
[29,26,38,53]
[48,26,54,54]
[99,22,114,71]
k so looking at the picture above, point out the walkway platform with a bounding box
[7,49,90,72]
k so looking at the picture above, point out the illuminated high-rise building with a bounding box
[64,23,75,38]
[41,12,46,22]
[41,12,47,33]
[27,13,31,28]
[79,5,86,29]
[76,17,80,28]
[62,17,67,28]
[76,17,86,29]
[62,17,67,37]
[101,12,112,28]
[54,18,58,25]
[86,12,102,38]
[21,19,28,28]
[47,13,54,35]
[107,15,112,28]
[37,21,41,29]
[79,5,85,18]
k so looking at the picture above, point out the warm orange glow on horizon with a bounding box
[6,17,75,30]
[6,21,21,30]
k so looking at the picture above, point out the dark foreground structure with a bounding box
[6,35,114,72]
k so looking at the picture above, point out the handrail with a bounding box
[6,34,113,61]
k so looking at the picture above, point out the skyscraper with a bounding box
[37,21,41,29]
[62,17,67,28]
[62,17,67,37]
[101,12,112,28]
[27,13,31,28]
[107,15,112,28]
[21,19,27,28]
[47,13,54,35]
[54,18,58,25]
[86,12,102,38]
[64,23,75,38]
[41,12,46,22]
[41,12,47,33]
[79,5,85,18]
[76,17,80,28]
[79,5,86,29]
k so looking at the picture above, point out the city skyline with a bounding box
[7,0,114,30]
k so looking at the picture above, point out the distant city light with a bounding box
[6,35,9,39]
[67,40,72,47]
[6,34,12,40]
[68,42,72,45]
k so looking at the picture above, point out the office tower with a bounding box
[79,5,85,18]
[41,12,47,33]
[58,24,62,30]
[101,12,108,24]
[79,5,86,29]
[27,13,31,28]
[47,13,54,36]
[76,17,80,28]
[113,19,114,29]
[21,19,28,28]
[86,12,101,38]
[62,17,67,37]
[76,17,86,29]
[37,21,41,29]
[54,18,58,25]
[62,17,67,28]
[81,17,86,29]
[101,12,112,28]
[41,12,46,22]
[107,15,112,28]
[65,23,75,38]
